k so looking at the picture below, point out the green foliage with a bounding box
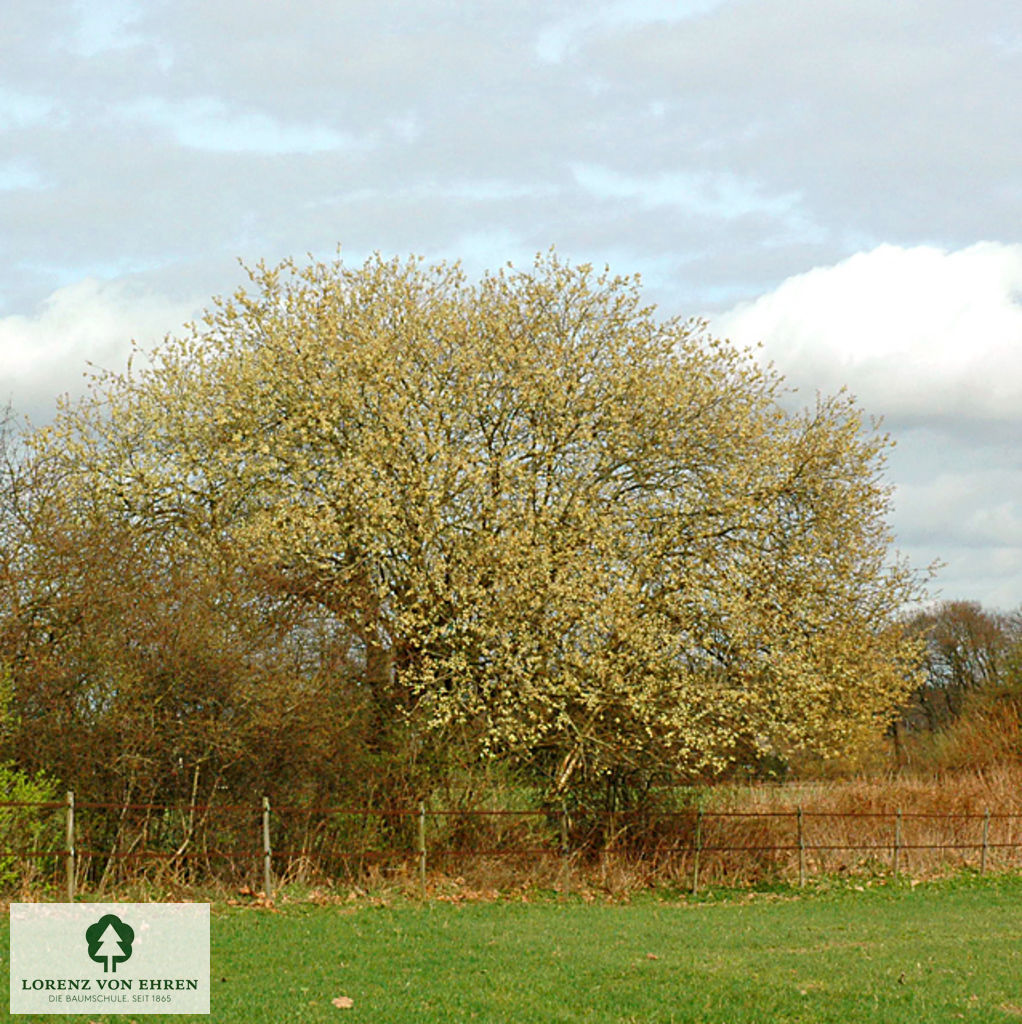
[0,761,60,893]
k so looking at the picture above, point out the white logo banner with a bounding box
[10,903,210,1015]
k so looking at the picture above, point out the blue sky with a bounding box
[2,0,1020,608]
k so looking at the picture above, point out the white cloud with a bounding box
[571,163,805,223]
[712,244,1022,608]
[0,279,197,422]
[0,161,47,191]
[117,96,359,154]
[893,468,1022,549]
[67,0,146,56]
[905,542,1022,610]
[535,0,730,64]
[714,242,1022,422]
[0,89,58,130]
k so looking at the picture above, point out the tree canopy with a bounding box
[11,251,925,800]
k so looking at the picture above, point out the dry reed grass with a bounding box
[667,764,1022,886]
[402,765,1022,894]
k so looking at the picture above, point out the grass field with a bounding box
[5,875,1022,1022]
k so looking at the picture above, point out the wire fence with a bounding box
[3,793,1022,900]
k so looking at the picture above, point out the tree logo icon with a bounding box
[85,914,135,973]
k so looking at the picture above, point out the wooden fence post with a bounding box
[981,810,991,875]
[797,806,805,888]
[262,796,273,901]
[417,803,427,896]
[65,790,75,903]
[559,802,569,890]
[691,809,703,895]
[893,808,902,879]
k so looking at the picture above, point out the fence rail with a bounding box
[3,793,1022,900]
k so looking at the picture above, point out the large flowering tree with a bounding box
[33,251,925,795]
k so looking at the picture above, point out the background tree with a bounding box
[901,601,1020,730]
[889,602,1022,772]
[15,252,926,804]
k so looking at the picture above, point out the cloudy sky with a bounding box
[2,0,1020,609]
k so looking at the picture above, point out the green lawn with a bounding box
[6,876,1022,1022]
